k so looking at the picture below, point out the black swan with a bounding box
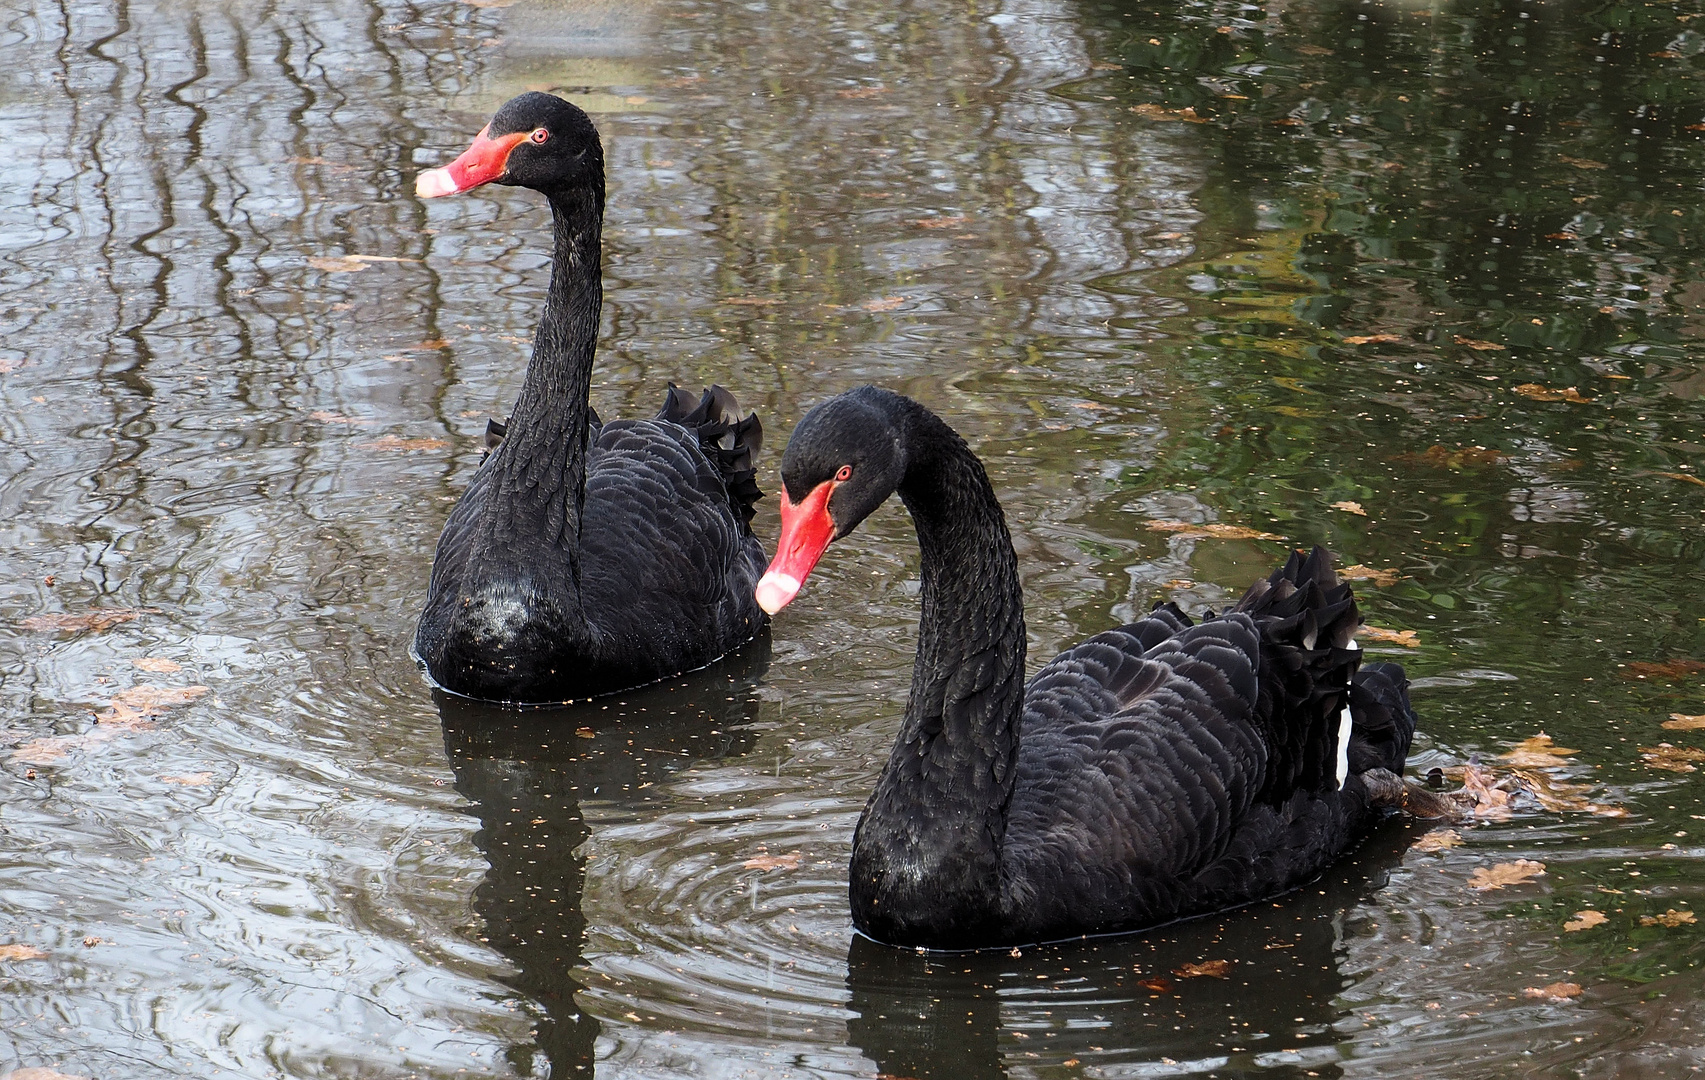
[413,92,768,703]
[755,386,1418,949]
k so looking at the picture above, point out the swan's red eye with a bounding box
[530,128,549,144]
[834,465,853,482]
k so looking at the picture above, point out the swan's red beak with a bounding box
[755,480,836,615]
[416,126,529,198]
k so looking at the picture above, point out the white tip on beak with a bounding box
[755,571,802,615]
[415,166,459,199]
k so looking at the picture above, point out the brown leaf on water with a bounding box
[1640,744,1705,773]
[1136,976,1174,993]
[1501,733,1578,768]
[1341,334,1405,345]
[0,943,47,961]
[1173,959,1231,979]
[1559,155,1608,170]
[1649,471,1705,489]
[1145,521,1283,541]
[574,727,596,739]
[911,215,970,230]
[1411,829,1463,854]
[1358,626,1419,647]
[836,85,889,99]
[1391,445,1505,470]
[1330,500,1367,516]
[20,610,145,633]
[1564,910,1608,932]
[161,772,214,786]
[1453,335,1507,351]
[1664,713,1705,731]
[862,296,906,312]
[1337,565,1400,586]
[1469,859,1546,891]
[1512,383,1594,403]
[108,686,209,714]
[721,296,783,306]
[1640,909,1696,928]
[1296,44,1335,55]
[1624,659,1705,680]
[356,436,451,452]
[309,410,377,425]
[742,851,802,871]
[308,255,367,273]
[1523,981,1583,1002]
[132,657,182,674]
[1456,763,1514,820]
[1129,103,1208,123]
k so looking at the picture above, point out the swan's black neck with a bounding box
[851,401,1028,947]
[489,182,605,576]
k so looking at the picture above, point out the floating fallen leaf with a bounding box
[1523,981,1583,1001]
[1559,155,1608,169]
[1411,829,1463,854]
[132,657,182,674]
[1512,383,1593,403]
[161,772,213,786]
[1136,976,1174,992]
[109,685,209,714]
[1358,626,1419,647]
[862,296,906,312]
[82,936,100,947]
[309,410,376,425]
[1129,103,1207,123]
[308,256,368,273]
[356,436,451,452]
[20,610,146,633]
[1174,960,1231,979]
[1338,565,1400,586]
[1640,909,1696,928]
[1501,733,1578,768]
[1650,471,1705,489]
[1331,500,1367,516]
[1564,910,1607,932]
[1341,334,1404,345]
[1145,521,1282,541]
[911,215,970,230]
[1625,659,1705,680]
[1456,763,1514,820]
[1391,445,1504,470]
[1664,713,1705,730]
[1508,769,1602,815]
[574,727,596,739]
[1640,744,1705,773]
[742,851,802,871]
[836,85,889,98]
[721,296,783,306]
[0,943,47,961]
[1296,44,1334,55]
[1469,859,1546,890]
[1453,336,1507,351]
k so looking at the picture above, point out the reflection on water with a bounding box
[3,0,1705,1076]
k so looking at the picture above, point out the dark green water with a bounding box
[2,0,1704,1076]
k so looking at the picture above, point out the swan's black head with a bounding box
[416,92,603,199]
[756,386,908,614]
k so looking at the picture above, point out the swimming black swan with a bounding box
[756,386,1419,949]
[413,92,767,703]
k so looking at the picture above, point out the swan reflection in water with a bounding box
[846,821,1416,1080]
[435,642,770,1077]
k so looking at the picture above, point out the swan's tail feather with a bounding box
[657,384,766,528]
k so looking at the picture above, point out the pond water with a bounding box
[4,0,1705,1076]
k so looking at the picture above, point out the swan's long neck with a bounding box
[851,403,1027,946]
[490,183,604,583]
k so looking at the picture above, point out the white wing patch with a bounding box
[1336,638,1360,789]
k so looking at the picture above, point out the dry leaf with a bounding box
[1501,733,1578,768]
[1564,910,1607,932]
[1136,976,1174,992]
[1145,521,1282,541]
[132,658,182,673]
[742,852,802,871]
[836,85,889,99]
[1456,763,1513,820]
[1453,336,1507,351]
[574,727,595,739]
[1664,713,1705,731]
[307,256,368,273]
[1625,659,1705,680]
[109,685,209,714]
[1508,769,1602,815]
[1559,155,1608,169]
[721,296,782,306]
[862,296,905,312]
[1296,44,1334,55]
[1640,744,1705,772]
[912,216,970,230]
[1640,909,1695,928]
[1411,829,1463,854]
[1469,859,1546,890]
[1173,960,1231,978]
[20,610,145,633]
[1512,383,1594,403]
[356,436,450,452]
[1649,471,1705,489]
[1338,565,1400,586]
[1129,103,1208,123]
[1358,626,1419,647]
[1341,334,1404,345]
[1523,981,1583,1001]
[161,772,213,786]
[0,943,47,961]
[1331,500,1367,516]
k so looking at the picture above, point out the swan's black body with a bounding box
[413,93,767,703]
[765,387,1417,949]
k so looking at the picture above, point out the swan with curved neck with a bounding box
[758,387,1418,949]
[413,93,768,703]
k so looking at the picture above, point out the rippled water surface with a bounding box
[6,0,1705,1076]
